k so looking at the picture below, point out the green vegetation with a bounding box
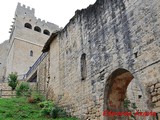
[124,98,137,120]
[0,82,78,119]
[16,82,31,97]
[0,97,77,120]
[8,72,18,90]
[38,101,68,118]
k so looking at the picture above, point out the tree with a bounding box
[8,72,18,90]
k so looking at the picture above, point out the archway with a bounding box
[104,68,134,120]
[24,23,32,29]
[34,26,41,33]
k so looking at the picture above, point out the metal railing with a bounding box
[24,52,48,79]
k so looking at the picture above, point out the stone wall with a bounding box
[0,82,15,98]
[36,53,49,97]
[6,38,43,76]
[0,40,10,79]
[146,79,160,119]
[34,0,160,119]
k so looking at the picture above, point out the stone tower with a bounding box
[5,3,59,78]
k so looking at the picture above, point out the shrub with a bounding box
[50,105,68,118]
[8,72,18,90]
[38,101,53,108]
[30,91,45,103]
[38,101,54,116]
[40,107,52,116]
[38,101,69,118]
[50,105,59,118]
[16,82,31,97]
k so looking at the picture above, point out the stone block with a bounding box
[155,101,160,107]
[151,92,157,96]
[155,83,160,89]
[150,85,155,93]
[153,107,160,112]
[152,96,158,103]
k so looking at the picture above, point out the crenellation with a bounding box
[3,2,60,79]
[27,6,30,10]
[22,4,25,8]
[1,0,160,120]
[18,2,34,12]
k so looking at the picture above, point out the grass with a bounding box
[0,97,77,120]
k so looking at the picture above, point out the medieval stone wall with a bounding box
[146,79,160,119]
[36,53,49,97]
[0,83,15,98]
[34,0,160,119]
[0,40,10,79]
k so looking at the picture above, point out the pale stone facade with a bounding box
[0,40,10,80]
[146,79,160,119]
[26,0,160,119]
[4,3,59,78]
[0,82,15,98]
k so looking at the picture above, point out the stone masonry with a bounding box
[146,79,160,119]
[26,0,160,119]
[0,40,10,79]
[4,3,59,78]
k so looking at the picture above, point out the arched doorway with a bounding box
[104,68,134,120]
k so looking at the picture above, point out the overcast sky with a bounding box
[0,0,96,44]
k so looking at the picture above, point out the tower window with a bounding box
[30,50,33,57]
[24,23,32,29]
[43,29,50,35]
[34,26,41,33]
[81,53,87,80]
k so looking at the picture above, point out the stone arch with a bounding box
[34,26,41,33]
[43,29,50,35]
[103,68,134,120]
[24,23,32,29]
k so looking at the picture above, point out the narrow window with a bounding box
[34,26,41,32]
[24,23,32,29]
[30,50,33,57]
[43,29,50,35]
[134,52,138,58]
[138,95,142,99]
[81,53,87,80]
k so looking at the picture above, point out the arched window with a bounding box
[81,53,87,80]
[24,23,32,29]
[30,50,33,57]
[34,26,41,33]
[43,29,50,35]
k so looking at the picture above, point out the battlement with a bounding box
[14,3,59,28]
[15,2,35,18]
[17,2,35,15]
[9,3,60,40]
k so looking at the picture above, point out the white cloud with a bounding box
[0,0,96,43]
